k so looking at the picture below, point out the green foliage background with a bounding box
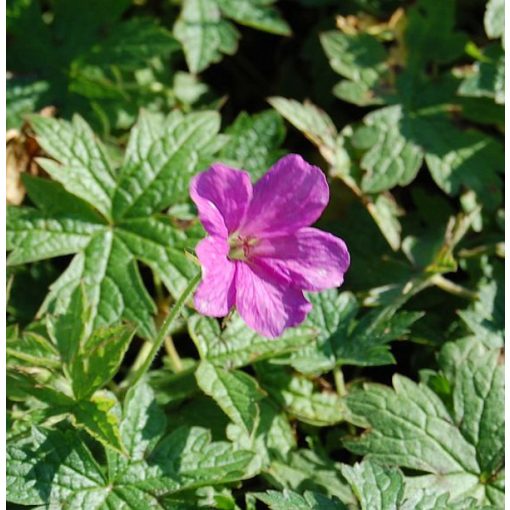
[6,0,504,508]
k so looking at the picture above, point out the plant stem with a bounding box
[430,274,479,300]
[128,272,201,387]
[164,335,183,372]
[334,367,347,397]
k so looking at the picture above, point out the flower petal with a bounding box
[235,262,312,338]
[251,227,350,291]
[194,236,236,316]
[240,154,329,237]
[190,164,253,237]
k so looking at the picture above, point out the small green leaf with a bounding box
[419,118,503,209]
[287,290,421,375]
[148,426,256,491]
[339,459,480,509]
[120,382,167,459]
[458,44,504,105]
[227,397,295,470]
[113,109,222,219]
[7,78,50,129]
[174,0,239,73]
[71,391,124,453]
[256,362,345,426]
[254,489,347,509]
[268,449,355,505]
[220,110,286,180]
[320,31,390,106]
[70,324,135,400]
[6,205,103,265]
[484,0,504,40]
[268,97,338,163]
[341,460,404,510]
[405,0,468,68]
[76,17,179,71]
[47,285,91,366]
[30,114,117,219]
[196,361,264,435]
[7,427,107,506]
[188,313,315,368]
[217,0,290,35]
[351,106,423,193]
[7,327,60,369]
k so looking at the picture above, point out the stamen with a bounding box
[228,235,258,261]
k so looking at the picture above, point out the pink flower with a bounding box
[190,154,350,338]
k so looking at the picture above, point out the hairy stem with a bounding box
[127,272,201,387]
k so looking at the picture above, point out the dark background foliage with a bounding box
[6,0,504,508]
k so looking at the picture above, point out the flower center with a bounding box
[228,235,258,261]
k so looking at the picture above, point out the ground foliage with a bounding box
[6,0,504,508]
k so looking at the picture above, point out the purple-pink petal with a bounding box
[194,236,236,317]
[239,154,329,238]
[190,163,253,238]
[251,227,350,291]
[234,262,312,338]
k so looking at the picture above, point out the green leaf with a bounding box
[71,392,124,453]
[227,397,295,470]
[47,285,91,366]
[6,205,103,265]
[268,96,340,161]
[7,383,255,508]
[7,427,107,507]
[340,104,503,208]
[43,228,158,339]
[6,78,50,129]
[7,0,181,132]
[320,31,390,106]
[196,361,264,435]
[341,460,404,509]
[418,118,503,209]
[113,109,222,219]
[220,110,286,180]
[30,115,117,219]
[109,383,255,497]
[458,44,504,105]
[254,489,347,509]
[255,363,345,426]
[405,0,468,68]
[344,340,504,506]
[8,359,125,453]
[484,0,504,40]
[216,0,290,35]
[7,327,60,370]
[287,290,422,375]
[370,194,402,252]
[174,0,239,74]
[449,342,504,477]
[339,459,480,510]
[351,106,423,193]
[147,426,256,491]
[22,173,102,222]
[188,313,315,368]
[120,382,167,459]
[70,325,135,400]
[76,17,179,71]
[268,449,355,505]
[8,112,211,338]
